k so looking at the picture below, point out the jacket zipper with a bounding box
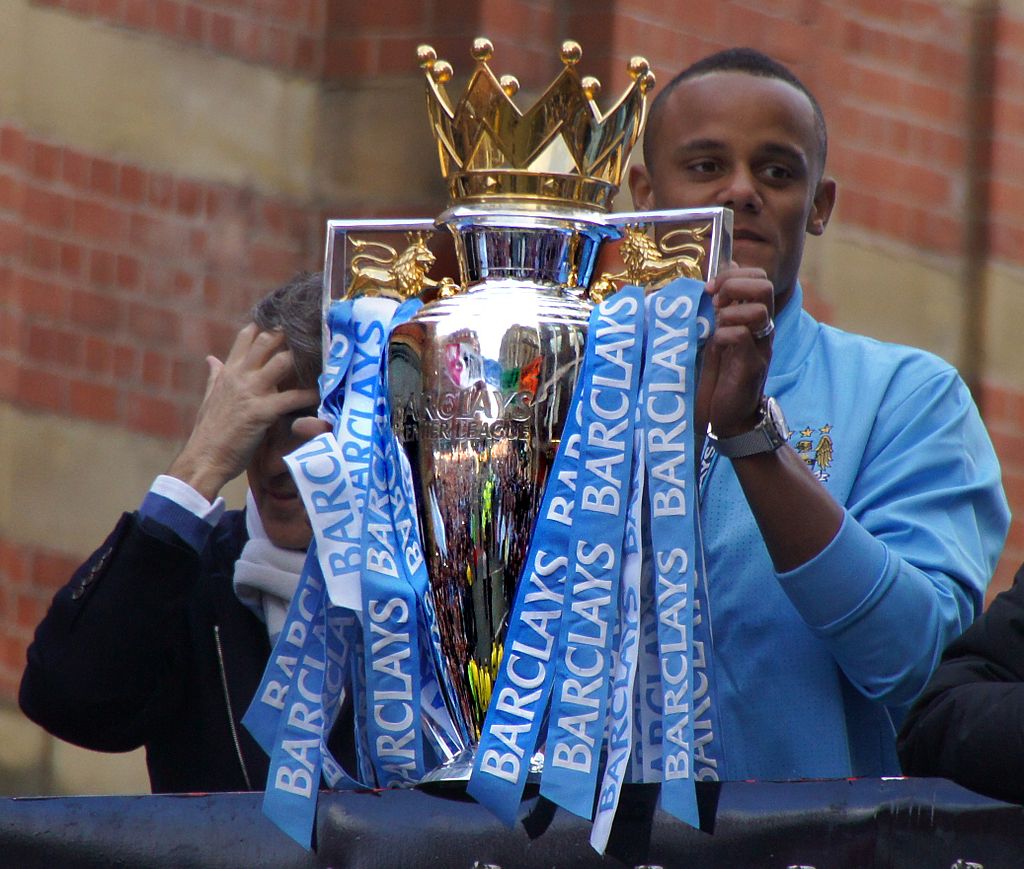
[213,624,254,790]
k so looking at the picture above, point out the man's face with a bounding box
[630,71,835,309]
[246,412,313,550]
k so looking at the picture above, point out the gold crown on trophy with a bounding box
[418,38,655,212]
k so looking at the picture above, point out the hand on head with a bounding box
[167,323,320,502]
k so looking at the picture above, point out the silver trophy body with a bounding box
[387,208,612,752]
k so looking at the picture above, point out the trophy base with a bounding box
[416,750,545,788]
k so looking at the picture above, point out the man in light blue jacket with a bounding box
[628,47,1010,779]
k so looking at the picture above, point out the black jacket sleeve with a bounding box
[898,563,1024,804]
[19,512,207,752]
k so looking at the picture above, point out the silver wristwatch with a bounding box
[707,396,789,458]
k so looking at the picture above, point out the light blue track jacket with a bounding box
[699,283,1010,780]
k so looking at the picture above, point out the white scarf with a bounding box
[233,490,306,642]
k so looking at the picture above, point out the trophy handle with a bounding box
[588,206,734,300]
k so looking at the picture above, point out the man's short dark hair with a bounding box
[643,47,828,176]
[251,271,323,388]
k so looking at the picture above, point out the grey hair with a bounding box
[250,270,324,388]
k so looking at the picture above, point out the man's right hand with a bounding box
[166,324,320,502]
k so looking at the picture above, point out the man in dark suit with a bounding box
[20,272,325,793]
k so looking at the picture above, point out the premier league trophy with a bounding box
[262,35,731,851]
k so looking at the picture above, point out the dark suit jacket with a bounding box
[898,563,1024,804]
[20,510,274,793]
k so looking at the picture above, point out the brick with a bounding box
[59,242,86,279]
[141,349,170,387]
[113,344,138,379]
[15,591,45,632]
[24,232,61,270]
[88,248,117,287]
[0,358,15,400]
[61,149,92,188]
[0,309,21,350]
[28,141,61,181]
[83,335,115,375]
[172,355,206,392]
[23,188,72,232]
[209,12,236,52]
[323,34,376,78]
[17,367,64,412]
[128,301,181,343]
[232,19,264,63]
[73,199,128,244]
[978,380,1012,422]
[264,25,293,69]
[305,0,323,29]
[175,179,203,217]
[148,172,176,210]
[153,0,183,37]
[0,171,22,212]
[129,212,162,252]
[16,274,66,319]
[254,0,308,25]
[0,540,30,586]
[71,288,123,330]
[378,36,438,76]
[182,3,206,41]
[990,429,1024,471]
[904,80,961,126]
[125,392,182,437]
[70,379,119,422]
[205,320,242,357]
[188,228,208,258]
[27,323,82,366]
[173,269,195,296]
[90,157,119,197]
[344,0,426,30]
[120,164,148,204]
[0,127,26,164]
[0,216,23,258]
[294,34,320,76]
[204,185,246,220]
[251,243,303,283]
[95,0,126,18]
[27,140,61,181]
[31,549,79,590]
[124,0,153,28]
[116,254,142,291]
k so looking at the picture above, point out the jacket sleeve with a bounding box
[777,365,1010,706]
[19,512,205,752]
[897,567,1024,804]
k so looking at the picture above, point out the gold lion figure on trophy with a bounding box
[348,232,457,300]
[589,223,710,300]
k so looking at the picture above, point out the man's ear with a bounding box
[807,176,837,236]
[628,164,656,211]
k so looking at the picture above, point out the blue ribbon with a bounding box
[540,285,645,819]
[466,365,587,826]
[260,551,329,846]
[641,278,705,824]
[320,300,356,426]
[359,385,425,785]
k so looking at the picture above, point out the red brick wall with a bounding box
[0,123,323,440]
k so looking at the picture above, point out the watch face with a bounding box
[765,397,789,441]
